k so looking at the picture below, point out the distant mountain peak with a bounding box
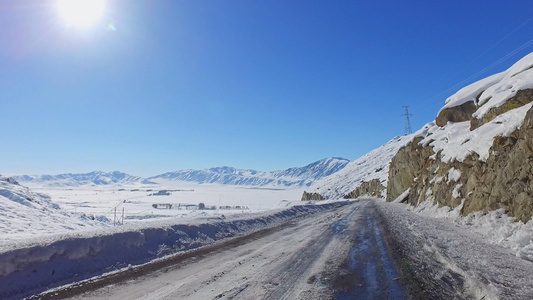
[149,157,350,187]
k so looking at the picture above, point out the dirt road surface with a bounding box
[36,200,408,300]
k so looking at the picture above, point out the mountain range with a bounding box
[13,171,157,186]
[12,157,350,188]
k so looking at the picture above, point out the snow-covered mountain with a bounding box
[13,171,156,187]
[150,157,350,187]
[0,175,109,236]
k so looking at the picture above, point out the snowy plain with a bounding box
[3,179,304,243]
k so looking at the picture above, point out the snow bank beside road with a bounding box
[0,201,349,300]
[377,201,533,300]
[407,199,533,262]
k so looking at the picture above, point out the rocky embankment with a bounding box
[387,92,533,222]
[343,179,385,199]
[303,52,533,223]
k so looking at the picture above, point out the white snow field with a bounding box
[3,179,304,242]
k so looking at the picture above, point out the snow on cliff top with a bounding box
[0,176,109,238]
[421,102,533,163]
[421,52,533,163]
[312,52,533,199]
[442,52,533,119]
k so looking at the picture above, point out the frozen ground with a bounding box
[397,197,533,263]
[15,199,533,300]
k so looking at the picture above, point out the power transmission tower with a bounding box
[401,106,412,135]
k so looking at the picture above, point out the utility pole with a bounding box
[401,106,412,135]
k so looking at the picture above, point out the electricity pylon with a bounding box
[402,106,412,135]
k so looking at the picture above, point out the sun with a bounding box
[56,0,106,29]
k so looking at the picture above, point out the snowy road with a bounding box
[37,200,408,300]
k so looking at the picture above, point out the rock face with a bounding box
[386,137,432,202]
[301,53,533,223]
[435,101,477,127]
[343,179,385,199]
[301,191,324,201]
[382,53,533,223]
[386,104,533,223]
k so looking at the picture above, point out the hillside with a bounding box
[149,157,350,187]
[309,51,533,224]
[305,135,420,199]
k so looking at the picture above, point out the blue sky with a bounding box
[1,0,533,177]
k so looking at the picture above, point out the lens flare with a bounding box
[56,0,106,29]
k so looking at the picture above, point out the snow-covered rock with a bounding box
[387,51,533,222]
[441,52,533,119]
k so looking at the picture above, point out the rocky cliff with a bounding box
[343,178,385,199]
[302,52,533,223]
[301,191,324,201]
[386,52,533,222]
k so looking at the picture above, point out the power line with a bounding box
[401,106,412,135]
[409,9,533,116]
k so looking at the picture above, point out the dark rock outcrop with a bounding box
[435,101,477,127]
[343,179,385,199]
[386,137,434,202]
[301,191,324,201]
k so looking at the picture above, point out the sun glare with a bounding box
[56,0,106,29]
